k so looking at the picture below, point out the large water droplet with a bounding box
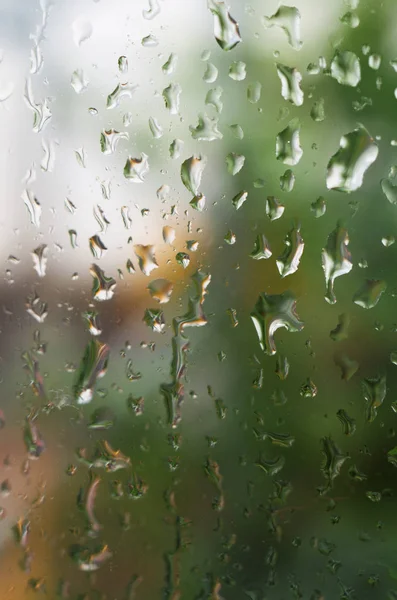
[251,291,304,355]
[124,153,149,182]
[276,224,304,277]
[32,244,48,277]
[134,245,159,276]
[163,83,181,114]
[181,155,207,195]
[208,0,242,52]
[74,340,110,405]
[353,279,387,309]
[100,129,129,154]
[330,50,361,87]
[276,63,304,106]
[106,82,138,109]
[322,222,352,304]
[90,264,116,301]
[190,113,223,141]
[263,5,302,50]
[326,125,378,192]
[276,118,303,165]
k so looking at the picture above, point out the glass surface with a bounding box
[1,0,397,598]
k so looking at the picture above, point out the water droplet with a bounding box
[32,244,48,277]
[381,178,397,205]
[205,86,223,113]
[275,354,289,381]
[310,97,325,121]
[24,79,52,132]
[330,313,350,341]
[118,206,131,230]
[118,55,128,73]
[251,291,304,355]
[276,118,303,165]
[190,113,222,141]
[341,10,360,28]
[143,308,165,332]
[330,50,361,87]
[24,411,45,459]
[247,81,262,103]
[368,53,381,70]
[100,129,129,154]
[161,53,178,78]
[337,409,356,435]
[22,189,41,227]
[148,279,174,304]
[326,125,378,192]
[143,0,161,20]
[300,377,318,398]
[70,543,112,571]
[94,204,110,233]
[353,279,387,309]
[141,33,159,47]
[362,375,386,422]
[322,222,352,304]
[134,244,159,276]
[163,226,176,244]
[255,454,285,476]
[90,264,116,301]
[381,235,395,247]
[83,310,102,336]
[74,340,110,404]
[208,0,242,51]
[266,195,285,220]
[335,354,359,381]
[170,138,184,159]
[229,60,246,81]
[224,230,236,245]
[263,5,302,50]
[163,83,181,114]
[26,289,48,322]
[176,252,190,268]
[279,169,295,192]
[124,153,149,182]
[203,62,218,83]
[89,235,107,259]
[71,69,88,94]
[250,234,272,259]
[276,224,304,278]
[106,82,138,109]
[320,436,348,492]
[72,17,93,46]
[127,395,144,416]
[276,63,304,106]
[232,190,248,209]
[75,147,86,168]
[190,193,206,211]
[229,123,244,139]
[226,152,245,175]
[181,155,207,194]
[148,116,163,139]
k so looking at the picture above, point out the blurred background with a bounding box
[2,0,397,597]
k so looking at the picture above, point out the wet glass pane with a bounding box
[1,0,397,598]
